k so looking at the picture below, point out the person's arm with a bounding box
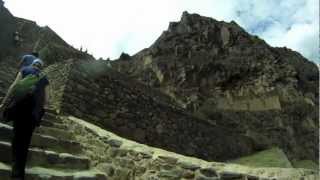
[1,72,22,106]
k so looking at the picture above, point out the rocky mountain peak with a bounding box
[149,11,263,60]
[168,11,210,33]
[172,11,242,32]
[112,11,319,166]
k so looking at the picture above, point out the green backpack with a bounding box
[11,73,45,102]
[2,73,45,122]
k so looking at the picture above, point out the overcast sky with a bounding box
[4,0,319,63]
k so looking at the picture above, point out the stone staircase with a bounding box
[0,109,107,180]
[0,108,318,180]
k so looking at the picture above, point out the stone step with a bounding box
[0,108,62,124]
[36,126,74,140]
[0,113,64,126]
[0,141,89,170]
[0,162,107,180]
[0,122,81,154]
[0,122,12,141]
[42,112,64,124]
[31,134,82,155]
[40,119,68,130]
[44,108,59,115]
[0,119,67,131]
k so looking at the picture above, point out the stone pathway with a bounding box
[64,116,320,180]
[0,109,107,180]
[0,109,318,180]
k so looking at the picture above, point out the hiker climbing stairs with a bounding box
[0,109,107,180]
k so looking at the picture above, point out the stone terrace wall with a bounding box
[56,60,256,162]
[0,57,19,98]
[61,60,178,121]
[44,60,73,111]
[58,60,117,122]
[215,95,281,111]
[66,116,318,180]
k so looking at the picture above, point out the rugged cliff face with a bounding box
[112,11,318,111]
[112,11,319,165]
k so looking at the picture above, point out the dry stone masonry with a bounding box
[1,110,317,179]
[62,115,319,180]
[46,59,256,162]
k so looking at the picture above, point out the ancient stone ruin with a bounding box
[0,4,318,179]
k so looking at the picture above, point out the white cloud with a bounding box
[3,0,319,63]
[229,0,319,63]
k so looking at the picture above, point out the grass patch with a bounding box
[292,160,319,170]
[230,147,293,168]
